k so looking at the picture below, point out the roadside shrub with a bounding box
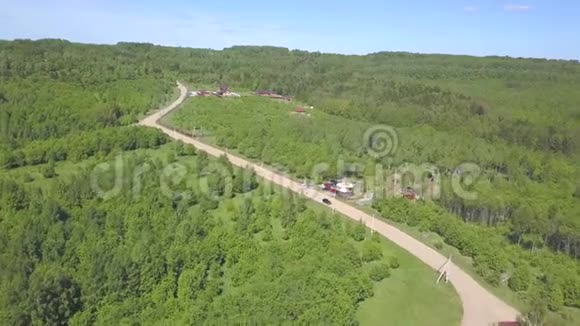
[362,242,383,262]
[508,265,531,292]
[42,162,56,179]
[184,144,197,156]
[350,222,366,242]
[22,173,34,183]
[262,227,273,242]
[281,230,289,240]
[174,141,185,156]
[369,263,391,282]
[434,241,444,250]
[547,286,564,311]
[389,256,400,269]
[165,152,176,163]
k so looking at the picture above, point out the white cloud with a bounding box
[503,4,532,12]
[464,6,479,13]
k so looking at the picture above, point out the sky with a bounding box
[1,0,579,59]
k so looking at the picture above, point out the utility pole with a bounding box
[436,255,452,284]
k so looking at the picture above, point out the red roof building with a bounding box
[295,107,305,113]
[215,85,230,96]
[402,187,418,200]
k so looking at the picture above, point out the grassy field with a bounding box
[5,144,463,325]
[305,199,462,326]
[351,221,462,326]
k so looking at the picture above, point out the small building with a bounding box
[213,85,230,97]
[402,187,419,200]
[320,180,354,197]
[321,182,335,191]
[212,85,241,98]
[189,90,212,97]
[319,181,338,194]
[336,181,354,197]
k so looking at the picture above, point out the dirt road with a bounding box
[139,82,520,326]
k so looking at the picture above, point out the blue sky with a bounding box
[1,0,579,59]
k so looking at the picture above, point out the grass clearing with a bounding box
[304,199,462,325]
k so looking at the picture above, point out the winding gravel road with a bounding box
[140,82,520,326]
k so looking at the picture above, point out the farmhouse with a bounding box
[189,90,212,97]
[336,181,355,197]
[213,85,241,97]
[402,187,419,200]
[318,179,355,198]
[213,85,230,97]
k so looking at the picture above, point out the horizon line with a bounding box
[2,37,579,62]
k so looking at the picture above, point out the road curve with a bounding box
[140,82,520,326]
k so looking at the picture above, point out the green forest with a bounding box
[165,92,579,323]
[0,144,461,325]
[0,39,579,325]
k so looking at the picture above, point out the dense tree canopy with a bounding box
[166,94,579,317]
[0,148,432,325]
[0,39,578,324]
[166,95,579,260]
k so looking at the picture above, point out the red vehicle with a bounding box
[402,187,418,200]
[323,182,334,191]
